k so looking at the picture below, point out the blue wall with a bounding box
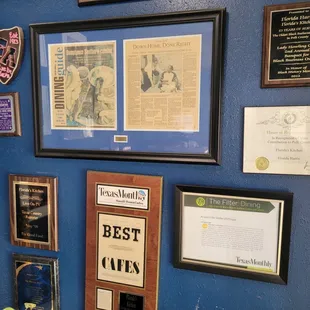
[0,0,309,309]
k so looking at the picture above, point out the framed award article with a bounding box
[30,9,225,164]
[9,174,59,251]
[85,171,162,309]
[13,254,60,310]
[174,185,293,284]
[262,2,310,88]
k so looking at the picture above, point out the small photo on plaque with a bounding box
[0,92,21,136]
[13,254,60,310]
[96,288,113,310]
[9,174,59,251]
[119,292,144,310]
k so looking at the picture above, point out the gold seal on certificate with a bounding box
[243,106,310,175]
[255,157,269,171]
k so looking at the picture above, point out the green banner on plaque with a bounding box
[184,194,275,213]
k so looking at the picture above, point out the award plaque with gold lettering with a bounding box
[85,171,163,310]
[262,2,310,87]
[9,174,58,251]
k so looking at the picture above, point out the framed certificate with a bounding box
[0,92,21,136]
[262,2,310,88]
[174,185,293,284]
[9,174,59,251]
[30,9,225,164]
[13,254,60,310]
[243,106,310,175]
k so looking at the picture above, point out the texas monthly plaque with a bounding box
[85,171,163,310]
[9,174,58,251]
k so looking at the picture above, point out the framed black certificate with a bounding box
[262,2,310,87]
[174,185,293,284]
[13,254,60,310]
[9,174,59,251]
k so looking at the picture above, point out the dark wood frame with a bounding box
[0,92,21,136]
[174,185,293,284]
[30,9,225,164]
[9,174,59,251]
[262,2,310,88]
[13,254,60,310]
[78,0,131,6]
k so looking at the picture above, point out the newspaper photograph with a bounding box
[124,35,202,131]
[49,41,116,130]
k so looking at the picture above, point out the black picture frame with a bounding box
[78,0,131,6]
[13,254,60,310]
[174,185,293,284]
[30,9,225,164]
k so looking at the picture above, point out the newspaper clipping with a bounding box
[124,35,202,131]
[49,41,116,130]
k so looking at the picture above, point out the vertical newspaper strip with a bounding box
[124,35,202,131]
[49,41,117,130]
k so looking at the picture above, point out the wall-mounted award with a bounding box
[0,27,24,85]
[0,93,21,136]
[174,185,293,284]
[9,174,59,251]
[13,254,60,310]
[262,2,310,87]
[85,171,163,310]
[243,106,310,175]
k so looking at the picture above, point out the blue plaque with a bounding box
[13,254,60,310]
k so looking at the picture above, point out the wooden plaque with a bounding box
[262,2,310,88]
[9,174,58,251]
[85,171,163,310]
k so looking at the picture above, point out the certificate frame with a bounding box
[30,9,225,164]
[9,174,59,251]
[262,2,310,88]
[0,92,21,137]
[13,254,60,310]
[174,185,293,284]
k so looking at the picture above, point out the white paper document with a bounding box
[243,106,310,175]
[181,193,283,274]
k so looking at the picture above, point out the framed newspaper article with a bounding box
[30,9,225,164]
